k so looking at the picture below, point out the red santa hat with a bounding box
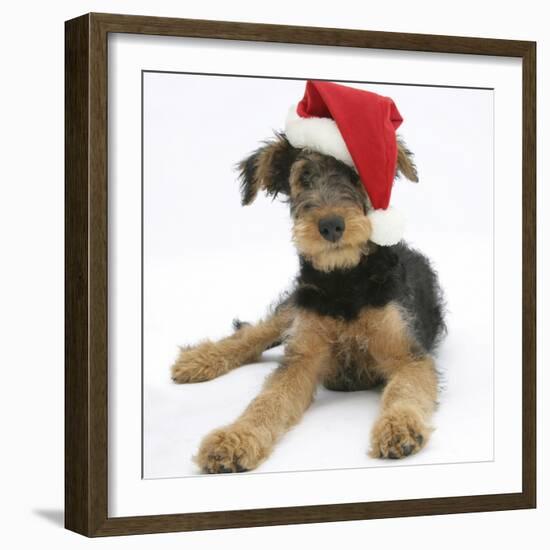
[285,80,405,246]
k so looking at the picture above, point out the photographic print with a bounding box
[143,73,494,477]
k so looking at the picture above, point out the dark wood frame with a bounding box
[65,12,537,537]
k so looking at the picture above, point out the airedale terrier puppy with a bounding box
[171,81,445,473]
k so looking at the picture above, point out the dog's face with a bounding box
[238,133,417,272]
[288,151,371,272]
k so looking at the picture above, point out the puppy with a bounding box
[172,82,445,473]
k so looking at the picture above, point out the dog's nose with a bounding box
[318,215,345,243]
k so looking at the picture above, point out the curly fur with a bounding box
[171,131,446,473]
[294,243,446,353]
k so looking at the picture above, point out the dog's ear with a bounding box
[238,133,298,205]
[396,137,419,182]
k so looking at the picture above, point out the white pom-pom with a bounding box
[367,207,405,246]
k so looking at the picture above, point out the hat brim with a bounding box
[285,105,354,166]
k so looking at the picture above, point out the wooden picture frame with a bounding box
[65,12,536,537]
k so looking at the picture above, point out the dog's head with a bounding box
[238,133,417,272]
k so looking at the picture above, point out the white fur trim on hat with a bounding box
[367,207,405,246]
[285,106,354,166]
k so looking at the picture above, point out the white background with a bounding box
[0,0,546,548]
[142,73,495,478]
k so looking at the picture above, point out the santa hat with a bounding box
[285,80,405,246]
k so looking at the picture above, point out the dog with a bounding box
[171,84,445,474]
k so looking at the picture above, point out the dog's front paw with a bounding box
[195,426,269,473]
[369,406,431,459]
[171,343,231,383]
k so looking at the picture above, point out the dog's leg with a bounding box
[361,304,438,459]
[195,314,329,473]
[171,306,294,383]
[369,357,438,458]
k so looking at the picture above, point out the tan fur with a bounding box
[288,158,372,271]
[397,137,419,182]
[322,347,381,391]
[292,206,372,272]
[320,304,437,458]
[179,303,439,472]
[243,137,291,203]
[195,312,331,473]
[355,305,437,458]
[171,306,293,383]
[184,132,435,472]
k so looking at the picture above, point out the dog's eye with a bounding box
[299,202,315,213]
[301,169,312,184]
